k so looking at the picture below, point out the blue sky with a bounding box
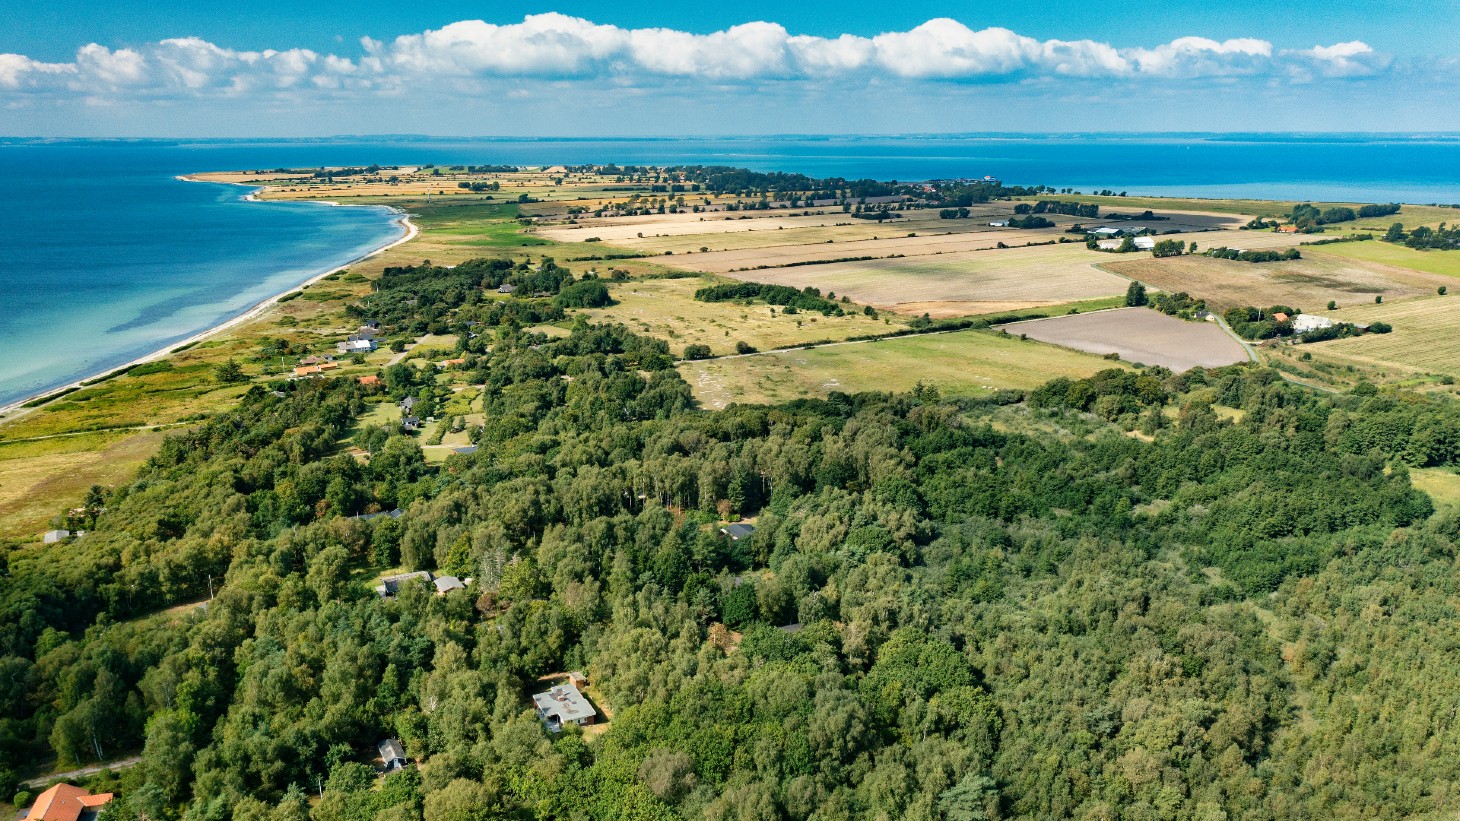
[1,0,1456,136]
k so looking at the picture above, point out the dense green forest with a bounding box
[7,256,1460,820]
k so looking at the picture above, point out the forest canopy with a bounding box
[5,250,1460,821]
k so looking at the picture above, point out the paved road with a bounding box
[23,756,141,788]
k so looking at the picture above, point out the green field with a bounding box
[1310,240,1460,279]
[680,328,1121,408]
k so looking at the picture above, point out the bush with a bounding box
[683,344,713,360]
[13,791,30,810]
[1369,322,1393,334]
[734,341,757,355]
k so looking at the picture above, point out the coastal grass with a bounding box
[0,428,171,541]
[680,328,1119,409]
[583,275,902,357]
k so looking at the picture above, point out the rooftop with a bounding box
[25,784,113,821]
[532,683,597,727]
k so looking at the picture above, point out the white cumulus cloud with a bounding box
[0,15,1399,102]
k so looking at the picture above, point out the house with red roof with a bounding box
[24,783,113,821]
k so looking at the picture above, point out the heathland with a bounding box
[7,164,1460,820]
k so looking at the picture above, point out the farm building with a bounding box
[1292,314,1335,333]
[379,738,408,772]
[42,529,70,544]
[375,571,433,598]
[533,682,597,732]
[452,445,478,455]
[1133,237,1156,250]
[23,783,113,821]
[359,375,381,386]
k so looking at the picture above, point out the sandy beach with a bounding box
[0,181,417,422]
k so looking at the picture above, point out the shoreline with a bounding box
[0,177,417,422]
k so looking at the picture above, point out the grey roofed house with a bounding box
[434,576,466,594]
[350,508,403,523]
[532,683,597,732]
[350,330,377,341]
[452,445,478,455]
[378,738,408,771]
[498,283,517,294]
[721,523,755,541]
[42,529,70,544]
[375,571,433,597]
[402,416,421,432]
[399,396,416,412]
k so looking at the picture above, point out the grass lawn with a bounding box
[680,328,1119,409]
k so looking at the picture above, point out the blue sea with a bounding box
[2,134,1459,408]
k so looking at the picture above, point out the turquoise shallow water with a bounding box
[2,135,1458,407]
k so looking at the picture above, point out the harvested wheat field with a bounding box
[1103,250,1452,313]
[1311,295,1460,376]
[1001,308,1250,371]
[721,243,1131,317]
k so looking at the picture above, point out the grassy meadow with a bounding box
[680,328,1120,409]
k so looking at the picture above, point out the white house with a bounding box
[339,337,377,354]
[1292,314,1335,334]
[533,683,597,732]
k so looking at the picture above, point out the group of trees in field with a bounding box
[1207,247,1301,263]
[1013,201,1100,218]
[1288,202,1399,232]
[1384,222,1460,250]
[694,283,845,316]
[10,237,1460,821]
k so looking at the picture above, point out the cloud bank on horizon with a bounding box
[0,13,1395,99]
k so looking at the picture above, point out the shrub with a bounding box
[683,344,713,360]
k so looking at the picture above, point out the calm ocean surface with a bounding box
[2,135,1459,408]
